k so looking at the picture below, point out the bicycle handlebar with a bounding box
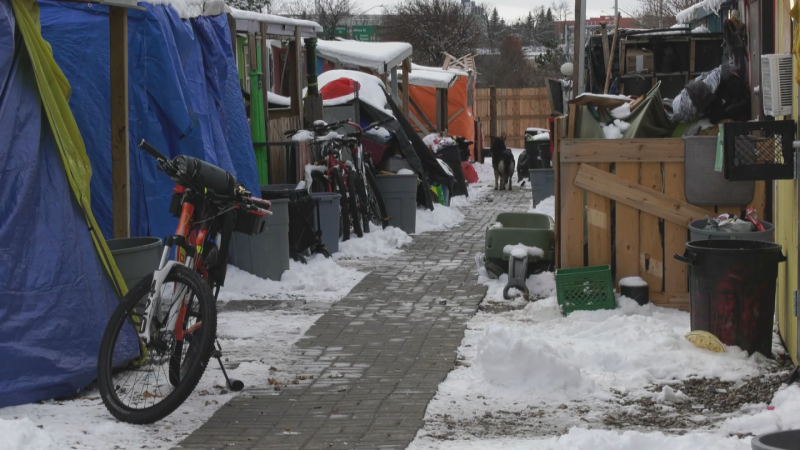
[138,139,169,162]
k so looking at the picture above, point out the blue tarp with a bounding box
[0,0,131,407]
[40,1,260,240]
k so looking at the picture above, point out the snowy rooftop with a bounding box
[230,7,322,37]
[314,39,413,74]
[676,0,725,24]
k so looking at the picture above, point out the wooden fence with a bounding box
[475,87,551,148]
[266,115,303,185]
[554,128,768,310]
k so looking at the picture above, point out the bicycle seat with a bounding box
[173,155,236,199]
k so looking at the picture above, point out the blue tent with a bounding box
[0,0,258,408]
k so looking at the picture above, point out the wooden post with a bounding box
[110,6,129,239]
[260,24,270,141]
[289,27,303,117]
[401,58,410,118]
[489,85,497,138]
[600,23,610,82]
[572,0,583,98]
[604,13,621,94]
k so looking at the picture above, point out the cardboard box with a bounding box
[625,48,654,74]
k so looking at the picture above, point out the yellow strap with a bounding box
[11,0,128,297]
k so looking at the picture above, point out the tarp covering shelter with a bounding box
[313,39,412,74]
[400,64,477,157]
[40,0,260,241]
[0,0,136,408]
[1,0,260,408]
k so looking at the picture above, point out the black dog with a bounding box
[489,136,515,190]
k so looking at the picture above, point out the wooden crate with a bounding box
[555,137,768,311]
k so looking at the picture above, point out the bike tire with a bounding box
[98,265,216,425]
[347,170,364,238]
[365,167,389,229]
[354,169,372,233]
[330,168,351,241]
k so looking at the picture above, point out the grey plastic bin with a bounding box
[229,198,290,281]
[688,219,775,242]
[530,169,555,206]
[106,237,162,289]
[752,429,800,450]
[376,174,418,234]
[311,192,341,254]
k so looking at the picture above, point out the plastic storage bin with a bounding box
[555,265,616,316]
[107,237,162,289]
[530,168,555,206]
[229,198,290,281]
[376,174,417,234]
[311,192,341,254]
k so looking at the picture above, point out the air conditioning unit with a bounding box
[761,53,793,117]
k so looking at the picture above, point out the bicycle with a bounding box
[97,140,271,424]
[340,119,390,232]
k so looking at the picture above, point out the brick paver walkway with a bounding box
[177,186,531,450]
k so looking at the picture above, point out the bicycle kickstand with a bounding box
[212,339,244,392]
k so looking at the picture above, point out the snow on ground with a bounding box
[416,203,466,234]
[0,310,319,450]
[529,195,556,219]
[410,264,800,449]
[335,226,412,260]
[220,255,365,303]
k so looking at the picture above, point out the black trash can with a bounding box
[524,139,541,170]
[437,145,468,197]
[674,240,786,356]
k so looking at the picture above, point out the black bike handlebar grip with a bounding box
[138,140,168,161]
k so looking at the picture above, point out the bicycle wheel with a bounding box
[354,169,371,233]
[330,168,351,241]
[365,167,389,229]
[347,170,364,238]
[98,264,216,424]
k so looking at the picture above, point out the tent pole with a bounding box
[110,6,129,239]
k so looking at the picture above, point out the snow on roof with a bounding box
[304,70,393,116]
[413,63,469,77]
[676,0,725,24]
[230,7,322,32]
[268,92,291,107]
[314,40,413,74]
[143,0,229,19]
[394,64,468,89]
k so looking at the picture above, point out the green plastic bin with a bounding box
[484,212,555,276]
[555,265,616,316]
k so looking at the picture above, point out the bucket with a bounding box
[229,198,290,281]
[688,219,775,242]
[106,237,162,289]
[674,240,786,356]
[752,429,800,450]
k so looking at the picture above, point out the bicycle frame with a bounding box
[138,189,207,345]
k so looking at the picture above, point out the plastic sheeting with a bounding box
[0,0,137,408]
[574,83,676,139]
[39,1,260,240]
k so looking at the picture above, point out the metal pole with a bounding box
[576,0,587,96]
[614,0,618,27]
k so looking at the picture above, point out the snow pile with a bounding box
[722,384,800,436]
[335,226,412,260]
[529,195,556,220]
[610,103,631,119]
[397,168,416,175]
[602,119,631,139]
[292,129,315,141]
[480,272,558,302]
[475,325,591,394]
[654,386,690,404]
[502,244,544,259]
[416,204,466,234]
[1,417,54,450]
[221,256,366,303]
[532,132,550,141]
[619,276,648,288]
[692,24,711,33]
[473,161,495,183]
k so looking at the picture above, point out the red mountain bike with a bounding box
[97,140,271,424]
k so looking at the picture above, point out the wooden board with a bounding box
[639,162,664,292]
[110,6,130,239]
[663,162,688,294]
[587,163,611,266]
[475,87,550,147]
[650,292,690,311]
[560,162,584,268]
[614,163,640,285]
[574,164,710,227]
[560,139,685,162]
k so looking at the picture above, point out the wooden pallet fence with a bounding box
[267,115,302,185]
[475,87,550,148]
[556,138,768,311]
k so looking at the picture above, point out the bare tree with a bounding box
[317,0,361,39]
[266,0,314,17]
[632,0,697,28]
[381,0,482,66]
[228,0,271,13]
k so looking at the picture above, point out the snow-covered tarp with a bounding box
[314,39,412,74]
[230,7,322,32]
[145,0,229,18]
[676,0,725,24]
[304,69,392,113]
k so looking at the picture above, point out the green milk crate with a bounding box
[555,265,616,316]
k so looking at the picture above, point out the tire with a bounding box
[354,170,371,233]
[330,169,351,241]
[98,265,216,424]
[365,167,389,229]
[347,170,364,238]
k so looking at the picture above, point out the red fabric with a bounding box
[320,78,359,101]
[462,161,478,184]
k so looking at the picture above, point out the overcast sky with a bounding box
[355,0,641,22]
